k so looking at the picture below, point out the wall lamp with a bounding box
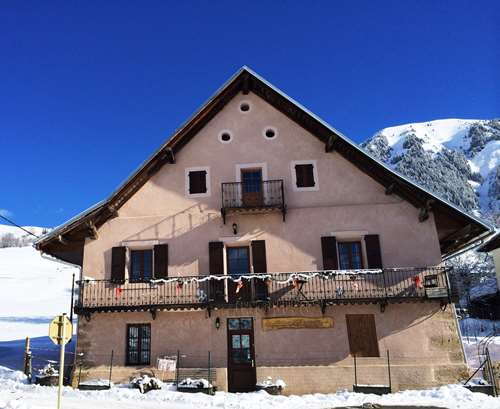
[232,223,238,235]
[215,317,221,330]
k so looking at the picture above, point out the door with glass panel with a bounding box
[241,168,263,207]
[227,317,256,392]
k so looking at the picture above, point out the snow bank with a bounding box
[1,366,500,409]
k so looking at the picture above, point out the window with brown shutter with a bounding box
[188,170,207,194]
[295,164,315,188]
[346,314,380,357]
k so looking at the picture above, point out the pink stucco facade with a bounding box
[74,91,465,393]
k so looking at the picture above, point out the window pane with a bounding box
[130,251,142,281]
[227,248,249,276]
[351,243,362,269]
[232,335,241,349]
[338,243,350,269]
[228,319,240,330]
[241,348,251,363]
[143,250,153,280]
[242,170,262,193]
[241,334,250,348]
[240,318,252,329]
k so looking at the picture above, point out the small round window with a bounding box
[263,127,278,140]
[218,130,233,144]
[239,101,251,113]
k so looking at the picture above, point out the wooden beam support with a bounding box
[86,221,98,240]
[418,200,435,223]
[58,235,68,245]
[325,134,338,152]
[165,147,175,164]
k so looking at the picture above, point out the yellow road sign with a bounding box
[49,315,72,346]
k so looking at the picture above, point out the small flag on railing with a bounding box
[176,279,184,292]
[414,275,423,289]
[235,279,244,294]
[115,287,123,298]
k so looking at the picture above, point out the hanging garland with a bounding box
[94,268,384,287]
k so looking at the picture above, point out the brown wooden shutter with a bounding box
[153,244,168,279]
[209,241,224,274]
[189,171,207,194]
[295,164,315,188]
[111,246,126,283]
[321,236,338,270]
[208,241,224,302]
[365,234,383,268]
[251,240,268,301]
[251,240,267,274]
[346,314,380,357]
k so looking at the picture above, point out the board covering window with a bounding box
[338,241,363,270]
[130,249,153,282]
[295,164,315,188]
[188,170,207,194]
[126,324,151,365]
[346,314,379,357]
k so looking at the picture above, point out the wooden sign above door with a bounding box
[262,317,333,331]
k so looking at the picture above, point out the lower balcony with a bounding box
[74,267,452,315]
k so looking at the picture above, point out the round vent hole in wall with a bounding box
[219,131,233,143]
[263,127,277,139]
[240,102,250,112]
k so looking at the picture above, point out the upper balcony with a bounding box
[221,179,286,223]
[74,267,452,317]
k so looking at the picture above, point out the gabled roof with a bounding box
[35,66,494,265]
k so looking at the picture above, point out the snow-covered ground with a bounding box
[0,245,78,342]
[0,366,499,409]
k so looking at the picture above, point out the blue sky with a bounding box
[1,1,499,227]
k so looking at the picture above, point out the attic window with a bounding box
[218,130,233,144]
[239,102,251,113]
[263,127,277,140]
[291,160,319,192]
[185,167,211,197]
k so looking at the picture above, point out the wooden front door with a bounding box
[241,168,263,207]
[227,317,256,392]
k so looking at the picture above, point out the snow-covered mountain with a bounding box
[363,119,500,224]
[0,225,77,342]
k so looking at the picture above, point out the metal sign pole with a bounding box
[57,314,66,409]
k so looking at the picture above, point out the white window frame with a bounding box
[185,166,211,198]
[234,163,269,205]
[290,160,319,192]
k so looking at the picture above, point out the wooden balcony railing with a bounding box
[221,179,286,223]
[74,267,452,315]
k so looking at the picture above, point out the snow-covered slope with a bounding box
[363,118,500,221]
[0,227,78,342]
